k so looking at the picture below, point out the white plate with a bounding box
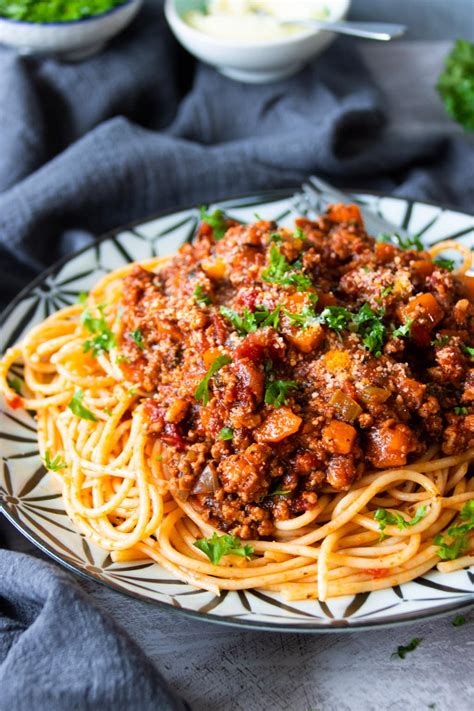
[1,189,473,632]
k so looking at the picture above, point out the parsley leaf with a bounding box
[130,329,145,350]
[433,257,455,271]
[452,615,466,627]
[261,245,312,292]
[434,499,474,560]
[193,284,212,306]
[199,206,229,240]
[436,39,474,132]
[44,450,66,472]
[294,226,307,240]
[377,232,424,251]
[380,285,394,298]
[82,305,116,357]
[454,406,468,415]
[431,335,450,347]
[392,319,413,339]
[392,638,422,659]
[269,232,283,244]
[284,304,319,330]
[264,379,298,408]
[259,479,291,501]
[352,303,386,356]
[461,344,474,359]
[374,506,427,534]
[7,376,22,395]
[220,305,281,336]
[78,291,88,304]
[195,355,232,406]
[219,427,233,440]
[68,390,97,422]
[317,306,352,334]
[194,533,254,565]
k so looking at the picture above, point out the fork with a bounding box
[293,175,409,238]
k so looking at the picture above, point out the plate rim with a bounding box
[2,186,473,633]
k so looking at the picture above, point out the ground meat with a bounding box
[119,205,473,538]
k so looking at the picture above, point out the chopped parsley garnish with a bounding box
[7,376,22,395]
[392,319,413,339]
[377,232,424,251]
[380,285,394,298]
[264,379,298,408]
[194,533,254,565]
[454,406,468,415]
[436,39,474,132]
[269,232,282,244]
[193,284,212,306]
[68,390,98,422]
[433,257,455,271]
[44,450,66,472]
[294,226,306,240]
[431,335,450,347]
[78,291,88,304]
[317,306,352,335]
[452,614,466,627]
[220,305,281,336]
[374,506,427,535]
[115,355,130,364]
[195,355,232,406]
[461,344,474,359]
[130,329,145,350]
[82,305,116,357]
[219,427,233,441]
[392,638,422,659]
[434,499,474,560]
[352,303,386,357]
[284,304,319,330]
[259,479,291,501]
[261,245,312,292]
[199,206,229,240]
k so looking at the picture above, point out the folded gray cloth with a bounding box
[0,1,473,309]
[0,549,188,711]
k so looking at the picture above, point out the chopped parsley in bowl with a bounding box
[0,0,129,23]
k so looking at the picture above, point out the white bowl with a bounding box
[165,0,350,83]
[0,0,143,61]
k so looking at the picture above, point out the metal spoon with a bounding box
[253,11,406,41]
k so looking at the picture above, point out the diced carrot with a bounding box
[286,325,324,354]
[375,242,397,263]
[367,422,416,468]
[327,203,362,225]
[323,350,351,373]
[460,275,474,301]
[412,259,435,279]
[156,320,182,341]
[202,258,226,280]
[322,420,357,455]
[400,292,444,345]
[255,407,302,443]
[285,292,307,308]
[202,347,223,368]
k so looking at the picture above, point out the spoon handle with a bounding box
[299,20,407,41]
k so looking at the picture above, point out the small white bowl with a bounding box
[165,0,350,84]
[0,0,142,61]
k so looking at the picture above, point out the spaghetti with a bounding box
[1,205,473,601]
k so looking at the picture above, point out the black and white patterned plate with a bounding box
[1,189,473,632]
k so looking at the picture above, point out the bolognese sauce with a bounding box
[118,204,474,539]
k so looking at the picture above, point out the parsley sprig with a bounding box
[317,306,352,335]
[392,638,422,659]
[433,257,455,271]
[130,329,145,350]
[199,206,229,240]
[436,39,474,132]
[7,376,22,395]
[392,319,413,339]
[193,284,212,306]
[261,245,312,292]
[219,427,233,441]
[194,533,254,565]
[352,303,386,357]
[434,499,474,560]
[44,450,66,472]
[377,232,424,251]
[68,390,98,422]
[220,305,281,336]
[82,305,116,357]
[374,506,427,537]
[461,344,474,360]
[284,304,319,330]
[195,355,231,406]
[264,379,298,408]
